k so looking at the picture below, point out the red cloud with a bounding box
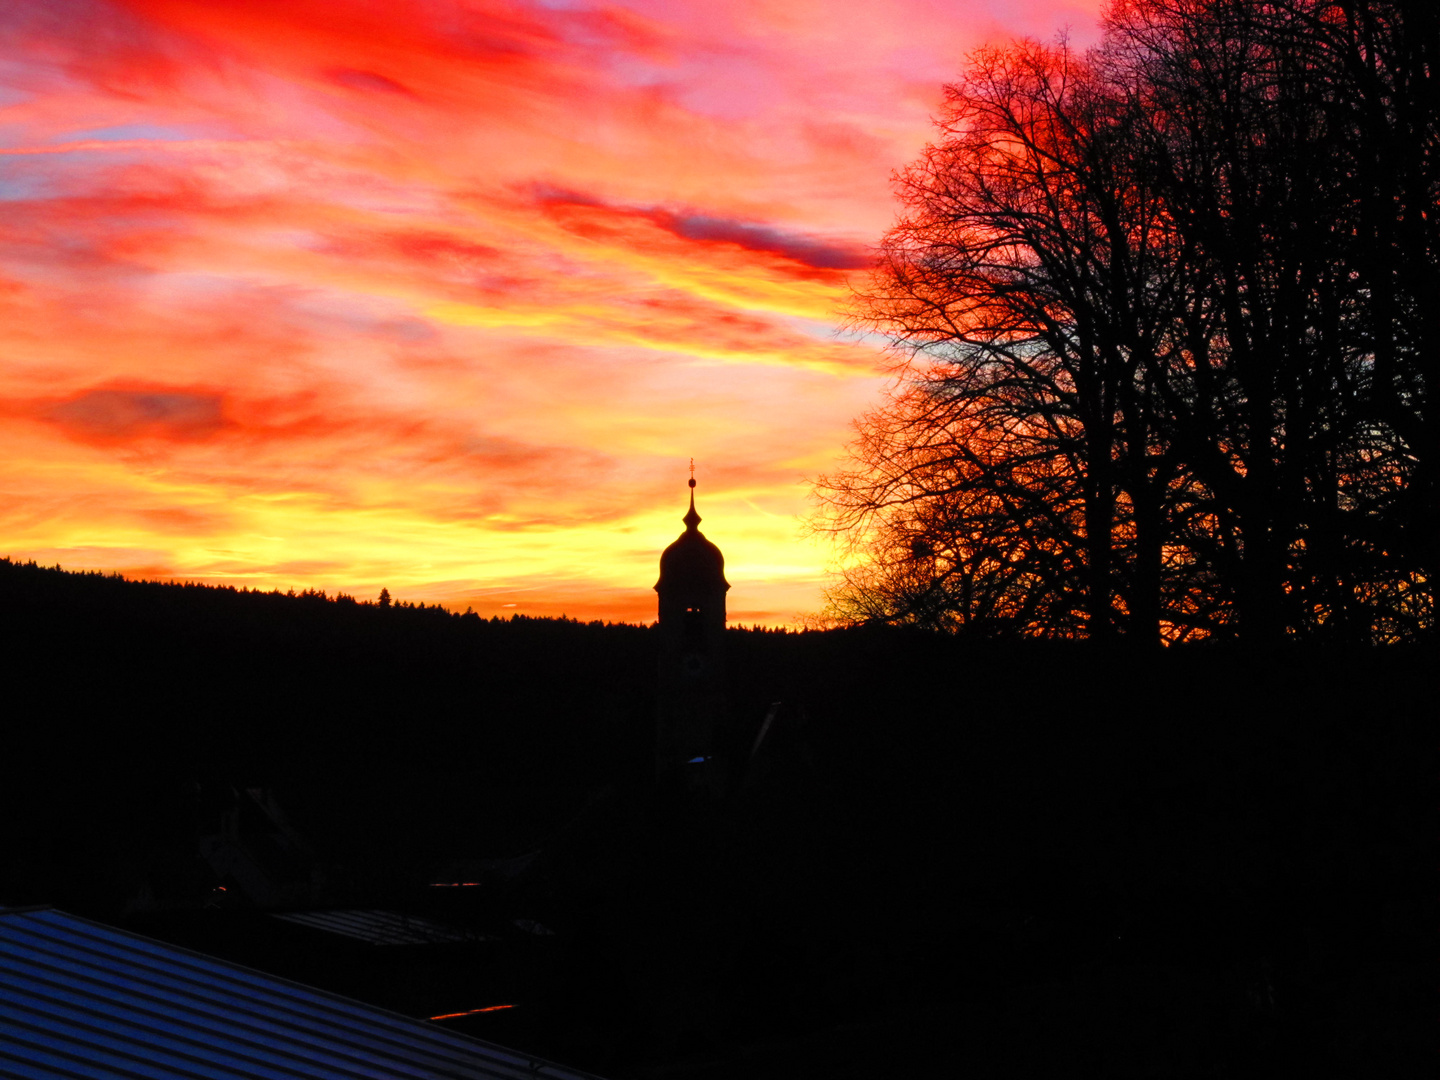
[325,68,418,98]
[0,0,1092,624]
[653,211,869,271]
[532,185,870,276]
[16,382,359,452]
[106,0,671,110]
[43,386,228,443]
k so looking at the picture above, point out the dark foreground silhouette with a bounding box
[1,559,1430,1078]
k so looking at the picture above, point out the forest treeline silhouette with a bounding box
[1,559,1430,1074]
[816,0,1435,646]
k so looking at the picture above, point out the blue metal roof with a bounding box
[0,907,602,1080]
[271,910,490,947]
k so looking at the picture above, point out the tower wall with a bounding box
[655,583,727,773]
[653,481,729,791]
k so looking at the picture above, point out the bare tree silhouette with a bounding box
[815,0,1434,643]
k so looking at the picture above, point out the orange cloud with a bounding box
[0,0,1103,624]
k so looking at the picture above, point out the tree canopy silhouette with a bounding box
[815,0,1436,644]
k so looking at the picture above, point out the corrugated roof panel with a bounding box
[0,909,602,1080]
[271,910,485,947]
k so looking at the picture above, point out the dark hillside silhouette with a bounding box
[0,558,655,911]
[1,556,1431,1077]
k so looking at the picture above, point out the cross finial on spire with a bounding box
[684,461,701,530]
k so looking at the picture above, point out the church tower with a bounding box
[654,473,729,789]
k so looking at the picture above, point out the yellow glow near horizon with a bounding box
[0,0,1103,625]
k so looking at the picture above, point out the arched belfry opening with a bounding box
[654,472,729,789]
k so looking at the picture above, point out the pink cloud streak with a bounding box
[0,0,1103,623]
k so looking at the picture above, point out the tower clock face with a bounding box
[683,653,705,676]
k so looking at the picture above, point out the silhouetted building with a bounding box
[654,476,729,791]
[198,787,316,908]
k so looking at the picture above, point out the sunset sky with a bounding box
[1,0,1102,625]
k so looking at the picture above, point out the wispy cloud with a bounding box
[0,0,1103,622]
[42,386,228,443]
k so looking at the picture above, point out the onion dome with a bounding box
[655,478,730,594]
